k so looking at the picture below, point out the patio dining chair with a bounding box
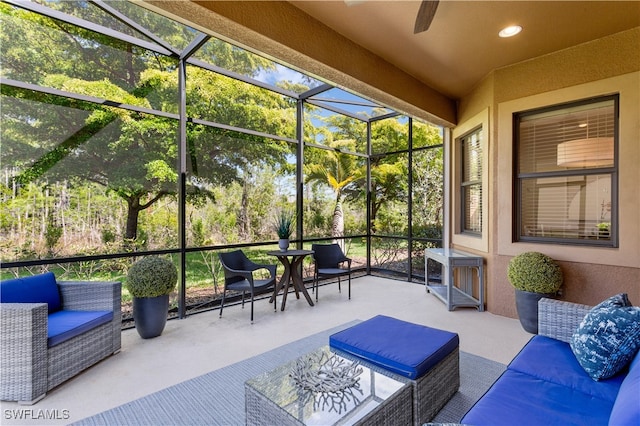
[311,243,352,301]
[218,250,277,323]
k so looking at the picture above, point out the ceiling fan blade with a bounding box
[414,0,439,34]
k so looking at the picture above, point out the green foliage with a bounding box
[126,256,178,298]
[274,210,295,239]
[191,219,206,247]
[101,228,116,244]
[413,223,443,240]
[44,218,62,255]
[507,252,563,293]
[411,148,444,227]
[412,119,444,148]
[0,1,444,268]
[375,207,407,235]
[2,4,294,244]
[371,117,408,152]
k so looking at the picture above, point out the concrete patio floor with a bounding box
[1,276,532,425]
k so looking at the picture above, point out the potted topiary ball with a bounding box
[507,251,563,334]
[126,256,178,339]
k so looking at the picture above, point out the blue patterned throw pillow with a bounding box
[570,293,640,380]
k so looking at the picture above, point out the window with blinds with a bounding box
[515,95,617,246]
[460,127,482,234]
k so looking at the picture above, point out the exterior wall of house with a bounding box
[455,28,640,317]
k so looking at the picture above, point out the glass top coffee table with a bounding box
[245,346,412,426]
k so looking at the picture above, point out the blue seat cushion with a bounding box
[461,369,614,426]
[1,272,62,314]
[329,315,459,379]
[47,310,113,347]
[609,351,640,426]
[509,335,624,402]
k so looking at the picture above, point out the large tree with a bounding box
[1,2,294,242]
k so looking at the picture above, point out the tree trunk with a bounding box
[239,179,249,239]
[122,191,169,245]
[332,198,344,251]
[125,197,141,241]
[370,193,380,234]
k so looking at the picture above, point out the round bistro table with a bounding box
[267,249,314,311]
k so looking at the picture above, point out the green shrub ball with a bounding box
[126,256,178,298]
[507,251,563,294]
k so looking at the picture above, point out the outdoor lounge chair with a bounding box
[218,250,277,323]
[1,272,122,405]
[311,243,352,301]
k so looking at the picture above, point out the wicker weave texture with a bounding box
[333,346,459,426]
[47,321,115,390]
[412,347,460,425]
[0,303,48,403]
[1,280,121,404]
[245,377,413,426]
[356,383,413,426]
[538,298,592,343]
[59,281,122,352]
[245,384,307,426]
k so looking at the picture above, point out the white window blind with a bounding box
[461,128,482,234]
[516,97,616,245]
[519,100,615,173]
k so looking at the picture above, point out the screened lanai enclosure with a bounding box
[0,0,445,322]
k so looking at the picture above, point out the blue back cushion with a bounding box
[330,315,459,379]
[0,272,62,313]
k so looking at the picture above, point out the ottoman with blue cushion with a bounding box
[330,315,460,425]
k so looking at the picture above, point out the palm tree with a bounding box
[304,140,362,247]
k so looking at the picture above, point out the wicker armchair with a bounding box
[1,279,121,405]
[537,297,593,343]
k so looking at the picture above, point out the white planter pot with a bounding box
[278,239,289,251]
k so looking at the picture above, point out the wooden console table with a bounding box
[425,248,484,311]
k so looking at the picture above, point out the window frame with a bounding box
[513,94,619,247]
[459,126,483,236]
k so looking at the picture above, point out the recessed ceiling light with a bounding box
[499,25,522,38]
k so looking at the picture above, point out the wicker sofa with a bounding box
[461,298,640,425]
[1,272,121,405]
